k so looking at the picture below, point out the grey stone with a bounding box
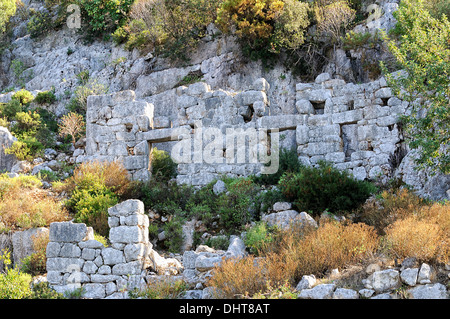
[102,248,125,265]
[83,261,98,274]
[262,210,299,229]
[109,226,147,244]
[213,180,227,195]
[364,269,400,293]
[0,126,18,172]
[272,202,292,212]
[12,227,49,267]
[78,240,104,249]
[298,284,336,299]
[407,283,448,299]
[83,283,106,299]
[195,254,223,272]
[49,222,87,243]
[418,263,433,284]
[183,250,200,269]
[112,260,144,275]
[315,73,331,84]
[296,99,314,114]
[59,243,81,258]
[358,289,375,298]
[46,242,61,258]
[332,288,359,299]
[295,275,316,291]
[400,268,418,286]
[226,236,246,258]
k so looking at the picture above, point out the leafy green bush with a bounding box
[12,89,34,105]
[34,90,56,105]
[216,177,260,232]
[27,10,54,39]
[70,188,119,237]
[0,249,32,299]
[252,147,302,185]
[163,215,185,253]
[20,233,49,277]
[278,161,376,216]
[216,0,310,66]
[382,0,450,174]
[30,282,65,299]
[60,161,131,237]
[244,221,275,255]
[151,148,177,181]
[0,0,16,33]
[75,0,134,38]
[114,0,220,62]
[0,99,22,120]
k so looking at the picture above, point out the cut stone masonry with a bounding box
[46,200,154,298]
[83,73,408,186]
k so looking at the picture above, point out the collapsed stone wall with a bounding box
[46,200,153,298]
[83,73,411,187]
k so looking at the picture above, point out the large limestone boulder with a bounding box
[11,227,49,267]
[0,126,18,172]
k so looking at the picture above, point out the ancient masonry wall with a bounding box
[83,73,408,185]
[46,200,152,299]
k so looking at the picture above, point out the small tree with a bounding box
[381,0,450,174]
[0,0,16,33]
[314,0,356,44]
[59,112,85,144]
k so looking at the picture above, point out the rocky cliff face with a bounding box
[0,0,448,200]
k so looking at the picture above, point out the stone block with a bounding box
[102,248,125,265]
[109,226,148,244]
[49,222,87,243]
[332,110,363,124]
[296,99,314,114]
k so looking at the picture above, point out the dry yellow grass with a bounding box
[384,202,449,264]
[0,175,69,231]
[58,160,131,195]
[208,220,379,298]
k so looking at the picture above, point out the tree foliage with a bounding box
[382,0,450,174]
[216,0,310,65]
[0,0,16,33]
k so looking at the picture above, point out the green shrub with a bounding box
[72,80,108,114]
[204,236,229,250]
[70,188,119,237]
[131,277,187,299]
[151,148,177,181]
[252,147,302,185]
[0,99,23,120]
[244,221,275,255]
[0,249,32,299]
[34,90,56,105]
[117,0,220,62]
[0,0,16,33]
[163,215,185,253]
[76,0,134,38]
[27,10,54,39]
[61,161,131,237]
[216,0,310,66]
[20,233,49,276]
[278,161,376,216]
[216,177,260,232]
[12,89,34,105]
[5,137,43,161]
[30,282,65,299]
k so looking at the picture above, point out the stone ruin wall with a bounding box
[46,200,154,298]
[83,73,408,186]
